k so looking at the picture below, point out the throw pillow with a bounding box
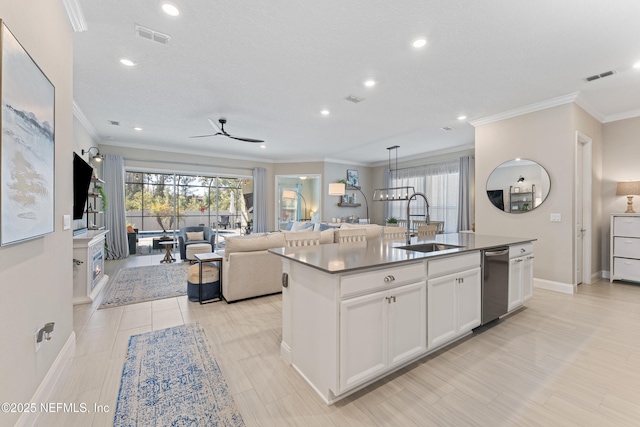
[319,223,339,231]
[186,231,204,241]
[285,221,294,231]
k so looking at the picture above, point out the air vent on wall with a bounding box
[108,120,120,126]
[135,24,171,45]
[344,95,365,103]
[584,69,617,82]
[440,126,453,131]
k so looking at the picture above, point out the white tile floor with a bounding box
[36,255,640,426]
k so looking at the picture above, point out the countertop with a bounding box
[269,233,535,274]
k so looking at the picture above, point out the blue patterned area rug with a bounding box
[114,323,245,426]
[99,263,188,309]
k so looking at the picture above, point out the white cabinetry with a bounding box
[508,243,534,311]
[427,252,481,349]
[610,214,640,283]
[339,270,426,392]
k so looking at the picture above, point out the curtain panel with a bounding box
[385,159,460,233]
[103,154,129,259]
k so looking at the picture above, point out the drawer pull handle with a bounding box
[282,272,289,288]
[384,275,395,282]
[520,248,526,253]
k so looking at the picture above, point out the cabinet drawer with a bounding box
[428,252,480,279]
[613,216,640,238]
[509,243,533,259]
[613,257,640,281]
[613,237,640,258]
[341,263,425,299]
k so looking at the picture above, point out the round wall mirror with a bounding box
[486,159,550,213]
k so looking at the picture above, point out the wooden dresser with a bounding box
[610,213,640,283]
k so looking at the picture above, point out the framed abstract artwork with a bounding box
[346,169,359,187]
[1,20,55,245]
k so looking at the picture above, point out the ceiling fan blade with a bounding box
[189,132,223,138]
[207,118,223,133]
[227,135,264,143]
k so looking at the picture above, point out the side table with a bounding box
[159,241,176,263]
[194,252,223,304]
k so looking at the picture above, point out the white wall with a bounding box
[602,116,640,272]
[0,3,74,424]
[475,103,602,287]
[323,162,373,223]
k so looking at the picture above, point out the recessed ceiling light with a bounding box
[515,158,521,161]
[412,38,427,48]
[320,109,330,115]
[634,62,640,69]
[260,144,266,149]
[457,115,467,121]
[364,79,376,87]
[134,127,143,131]
[300,176,307,180]
[161,3,180,16]
[120,58,136,67]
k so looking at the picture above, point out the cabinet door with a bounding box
[388,281,427,368]
[457,267,481,333]
[522,255,534,302]
[508,258,524,311]
[339,290,388,392]
[427,273,457,349]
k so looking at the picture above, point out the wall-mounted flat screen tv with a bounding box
[73,152,93,220]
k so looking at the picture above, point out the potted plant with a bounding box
[386,217,399,226]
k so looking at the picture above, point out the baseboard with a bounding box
[15,332,76,427]
[280,341,291,365]
[601,270,610,280]
[534,278,576,294]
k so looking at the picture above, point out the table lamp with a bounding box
[616,181,640,213]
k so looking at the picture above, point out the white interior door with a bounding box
[576,142,584,285]
[575,132,592,285]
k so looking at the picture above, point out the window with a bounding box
[125,171,253,234]
[385,160,459,233]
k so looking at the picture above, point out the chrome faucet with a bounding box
[406,192,430,244]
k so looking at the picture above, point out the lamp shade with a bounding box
[328,183,346,196]
[616,181,640,196]
[282,190,296,200]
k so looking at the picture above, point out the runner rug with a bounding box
[114,323,245,426]
[99,263,188,309]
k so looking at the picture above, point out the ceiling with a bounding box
[71,0,640,165]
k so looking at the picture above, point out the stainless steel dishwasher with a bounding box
[481,247,510,325]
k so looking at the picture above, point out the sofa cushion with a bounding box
[225,233,286,258]
[319,223,339,231]
[339,223,383,240]
[290,221,313,232]
[186,231,204,241]
[320,229,335,244]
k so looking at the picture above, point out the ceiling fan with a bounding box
[189,118,264,143]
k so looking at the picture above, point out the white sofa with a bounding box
[222,224,383,302]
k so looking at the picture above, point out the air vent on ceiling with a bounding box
[440,126,453,131]
[135,24,171,45]
[108,120,120,126]
[345,95,365,103]
[585,69,617,82]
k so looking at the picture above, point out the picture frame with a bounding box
[1,20,55,246]
[346,169,359,187]
[513,187,520,193]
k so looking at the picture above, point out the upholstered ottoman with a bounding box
[186,242,212,261]
[187,263,220,302]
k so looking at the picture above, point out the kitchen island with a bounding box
[269,233,535,404]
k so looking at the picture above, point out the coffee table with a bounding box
[159,241,176,263]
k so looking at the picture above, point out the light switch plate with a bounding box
[550,213,561,222]
[63,215,71,230]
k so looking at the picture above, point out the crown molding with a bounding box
[61,0,88,32]
[72,101,100,142]
[603,108,640,123]
[574,94,606,122]
[469,92,580,127]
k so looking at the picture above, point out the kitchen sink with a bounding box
[397,243,463,253]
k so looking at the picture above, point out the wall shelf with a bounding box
[338,203,361,207]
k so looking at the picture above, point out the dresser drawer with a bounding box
[340,262,425,299]
[428,251,480,278]
[613,216,640,238]
[613,237,640,258]
[613,257,640,282]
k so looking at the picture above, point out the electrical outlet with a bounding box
[550,213,561,222]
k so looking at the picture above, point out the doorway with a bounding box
[275,175,321,230]
[575,132,592,286]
